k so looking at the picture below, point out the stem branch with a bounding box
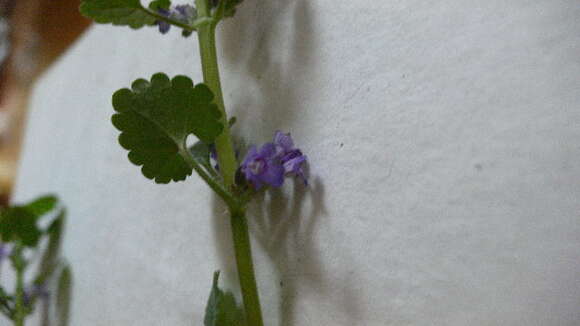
[179,148,237,209]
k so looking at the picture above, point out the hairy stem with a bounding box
[195,1,265,325]
[230,209,264,326]
[195,0,237,188]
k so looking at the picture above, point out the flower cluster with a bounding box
[156,4,197,34]
[241,131,307,189]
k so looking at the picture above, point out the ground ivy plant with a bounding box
[0,196,72,326]
[80,1,308,325]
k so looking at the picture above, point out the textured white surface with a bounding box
[9,0,580,325]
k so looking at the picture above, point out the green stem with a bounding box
[230,209,264,326]
[13,245,25,326]
[195,0,238,188]
[194,1,264,325]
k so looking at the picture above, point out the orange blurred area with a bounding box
[0,0,90,205]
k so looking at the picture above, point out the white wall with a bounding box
[12,0,580,325]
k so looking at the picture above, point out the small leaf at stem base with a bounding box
[204,271,246,326]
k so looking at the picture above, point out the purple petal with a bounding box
[281,149,308,185]
[157,21,170,34]
[241,144,285,189]
[280,148,302,163]
[257,142,277,159]
[241,146,260,184]
[274,131,294,153]
[241,146,258,166]
[172,5,194,23]
[283,154,306,174]
[174,5,188,16]
[174,4,195,21]
[261,160,285,187]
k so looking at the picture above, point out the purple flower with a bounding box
[240,131,308,189]
[156,8,171,34]
[241,143,284,189]
[173,5,196,21]
[273,131,308,184]
[155,5,196,34]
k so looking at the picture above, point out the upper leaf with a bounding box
[80,0,156,29]
[204,271,246,326]
[0,196,59,247]
[112,73,223,184]
[24,195,58,217]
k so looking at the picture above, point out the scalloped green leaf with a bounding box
[112,73,223,183]
[80,0,158,29]
[204,271,246,326]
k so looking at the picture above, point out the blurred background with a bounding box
[0,0,90,205]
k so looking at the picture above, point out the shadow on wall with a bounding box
[211,1,362,325]
[214,178,361,326]
[220,0,316,132]
[249,178,329,326]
